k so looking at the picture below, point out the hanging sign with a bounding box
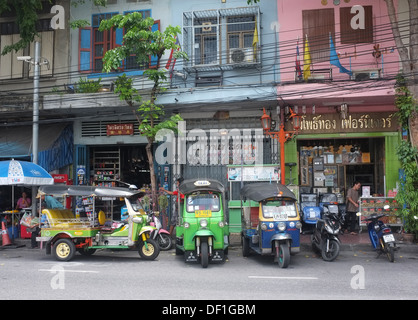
[107,124,134,136]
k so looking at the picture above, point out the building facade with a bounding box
[275,0,402,199]
[0,0,408,221]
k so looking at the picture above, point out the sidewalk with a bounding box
[230,231,418,254]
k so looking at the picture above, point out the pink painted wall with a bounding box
[277,0,400,82]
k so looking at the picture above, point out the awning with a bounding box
[0,123,73,172]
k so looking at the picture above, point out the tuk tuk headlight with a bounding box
[200,219,208,228]
[260,223,267,231]
[278,222,286,231]
[184,222,190,229]
[132,216,143,224]
[296,221,302,229]
[218,221,225,228]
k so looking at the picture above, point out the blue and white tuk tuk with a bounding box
[241,182,301,268]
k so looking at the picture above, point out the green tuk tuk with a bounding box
[36,185,160,261]
[175,179,229,268]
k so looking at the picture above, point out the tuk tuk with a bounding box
[175,179,229,268]
[36,185,160,262]
[241,182,301,268]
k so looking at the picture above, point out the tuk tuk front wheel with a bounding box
[53,238,76,262]
[276,241,290,268]
[200,239,209,268]
[138,238,160,260]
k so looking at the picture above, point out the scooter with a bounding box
[311,204,343,261]
[363,206,397,262]
[149,212,172,251]
[300,193,320,234]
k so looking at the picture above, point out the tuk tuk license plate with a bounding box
[195,210,212,218]
[274,213,288,221]
[383,234,395,243]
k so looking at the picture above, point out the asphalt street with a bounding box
[0,242,417,301]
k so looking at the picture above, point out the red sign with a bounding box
[107,124,134,136]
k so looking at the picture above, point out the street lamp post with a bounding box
[261,107,301,184]
[17,41,49,215]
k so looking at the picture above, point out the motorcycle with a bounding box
[311,204,343,261]
[363,206,397,262]
[149,212,173,251]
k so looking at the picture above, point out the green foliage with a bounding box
[75,77,102,93]
[158,194,169,213]
[100,12,187,203]
[395,75,418,235]
[0,0,46,55]
[0,0,109,53]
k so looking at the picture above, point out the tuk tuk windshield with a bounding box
[186,192,221,213]
[262,200,297,219]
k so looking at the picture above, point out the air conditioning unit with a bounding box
[351,69,380,81]
[229,48,255,64]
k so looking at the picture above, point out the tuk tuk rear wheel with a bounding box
[138,238,160,260]
[53,238,76,262]
[242,235,250,257]
[276,242,290,268]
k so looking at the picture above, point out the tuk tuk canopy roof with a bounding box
[241,183,296,202]
[179,179,225,195]
[38,185,143,198]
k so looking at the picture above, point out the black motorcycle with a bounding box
[311,204,343,261]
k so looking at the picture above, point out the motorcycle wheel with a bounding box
[385,244,395,263]
[200,239,209,268]
[157,233,173,251]
[321,239,340,262]
[311,235,320,254]
[138,238,160,260]
[277,242,290,268]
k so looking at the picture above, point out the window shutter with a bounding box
[150,20,160,68]
[79,27,92,73]
[340,6,373,44]
[302,9,335,63]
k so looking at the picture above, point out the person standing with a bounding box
[160,177,184,237]
[346,181,361,235]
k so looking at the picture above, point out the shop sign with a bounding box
[107,124,134,136]
[296,113,397,134]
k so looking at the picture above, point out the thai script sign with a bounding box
[296,113,397,134]
[106,124,134,136]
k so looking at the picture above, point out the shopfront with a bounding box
[73,119,157,190]
[284,112,401,199]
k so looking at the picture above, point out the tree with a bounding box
[99,12,187,208]
[384,0,418,152]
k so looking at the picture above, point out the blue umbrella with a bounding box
[0,160,54,241]
[0,159,54,186]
